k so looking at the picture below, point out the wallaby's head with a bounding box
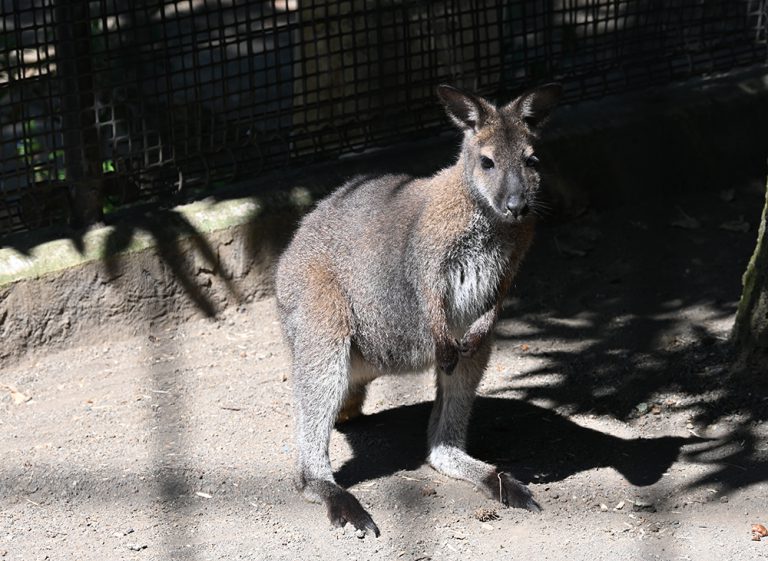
[437,83,561,223]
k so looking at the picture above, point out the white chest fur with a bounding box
[445,213,510,328]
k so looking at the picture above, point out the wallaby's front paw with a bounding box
[458,330,483,358]
[327,489,381,538]
[435,338,460,374]
[482,471,541,513]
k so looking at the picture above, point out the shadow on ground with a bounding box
[335,397,696,490]
[492,177,767,494]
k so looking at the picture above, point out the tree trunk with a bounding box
[732,175,768,369]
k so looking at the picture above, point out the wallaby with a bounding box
[275,83,562,537]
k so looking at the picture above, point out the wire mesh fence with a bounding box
[1,0,767,236]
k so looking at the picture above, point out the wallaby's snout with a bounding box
[488,169,532,223]
[505,190,529,221]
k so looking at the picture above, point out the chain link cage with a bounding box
[1,0,767,236]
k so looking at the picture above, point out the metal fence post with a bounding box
[55,0,104,229]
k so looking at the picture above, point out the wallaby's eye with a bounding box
[525,154,540,168]
[480,156,494,170]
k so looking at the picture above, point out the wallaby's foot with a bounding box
[427,444,540,514]
[326,487,380,537]
[299,477,381,537]
[482,471,541,512]
[458,332,482,358]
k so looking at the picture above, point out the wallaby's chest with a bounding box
[445,215,510,326]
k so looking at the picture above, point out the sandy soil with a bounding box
[2,178,767,561]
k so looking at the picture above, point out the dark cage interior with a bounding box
[1,0,767,236]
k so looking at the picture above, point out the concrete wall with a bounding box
[0,195,305,362]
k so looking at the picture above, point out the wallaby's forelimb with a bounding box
[425,281,460,374]
[458,306,496,358]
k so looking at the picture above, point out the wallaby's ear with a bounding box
[507,83,562,129]
[437,85,489,132]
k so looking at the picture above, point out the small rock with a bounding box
[635,403,650,415]
[651,405,662,415]
[633,500,656,513]
[599,503,609,512]
[127,544,147,551]
[420,485,437,497]
[614,500,625,511]
[355,529,366,539]
[473,507,499,522]
[719,496,729,504]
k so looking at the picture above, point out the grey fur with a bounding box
[275,83,561,537]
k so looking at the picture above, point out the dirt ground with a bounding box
[2,174,768,560]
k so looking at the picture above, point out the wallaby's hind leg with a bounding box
[427,343,540,512]
[291,333,380,537]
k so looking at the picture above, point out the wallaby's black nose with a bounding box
[506,195,529,218]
